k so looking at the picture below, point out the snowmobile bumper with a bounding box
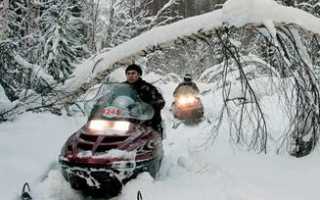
[59,158,160,198]
[60,162,123,197]
[174,105,204,121]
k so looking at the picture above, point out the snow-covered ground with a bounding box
[1,73,320,200]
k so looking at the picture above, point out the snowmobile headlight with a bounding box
[176,95,197,106]
[88,120,105,131]
[88,120,130,135]
[112,121,131,131]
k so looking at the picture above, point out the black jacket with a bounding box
[125,78,165,113]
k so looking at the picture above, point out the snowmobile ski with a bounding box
[137,190,143,200]
[20,182,32,200]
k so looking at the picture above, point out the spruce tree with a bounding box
[0,41,22,101]
[39,0,88,83]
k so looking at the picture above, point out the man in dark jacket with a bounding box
[173,73,199,97]
[124,64,165,137]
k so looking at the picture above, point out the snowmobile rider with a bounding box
[124,64,165,137]
[173,73,200,97]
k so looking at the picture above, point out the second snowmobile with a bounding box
[171,74,204,124]
[172,93,204,124]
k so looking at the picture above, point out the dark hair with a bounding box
[125,64,142,75]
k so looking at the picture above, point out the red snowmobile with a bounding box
[59,84,163,198]
[171,84,204,124]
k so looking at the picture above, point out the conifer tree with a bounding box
[296,0,320,17]
[0,41,22,101]
[39,0,88,82]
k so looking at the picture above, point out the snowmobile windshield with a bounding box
[174,84,199,97]
[88,83,154,121]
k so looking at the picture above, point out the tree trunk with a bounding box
[0,0,9,36]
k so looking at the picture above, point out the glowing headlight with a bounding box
[88,120,106,131]
[88,120,130,134]
[112,121,131,131]
[177,96,196,106]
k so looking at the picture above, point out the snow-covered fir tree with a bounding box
[0,41,24,101]
[0,39,55,101]
[296,0,320,17]
[7,0,29,39]
[94,0,183,49]
[39,0,88,83]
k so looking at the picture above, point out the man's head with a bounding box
[125,64,142,83]
[183,73,192,82]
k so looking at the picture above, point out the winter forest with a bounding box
[1,0,320,156]
[2,0,320,199]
